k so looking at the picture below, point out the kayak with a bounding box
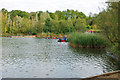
[58,39,68,42]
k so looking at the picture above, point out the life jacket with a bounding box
[58,39,60,41]
[53,37,56,39]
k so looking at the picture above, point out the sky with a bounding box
[0,0,108,16]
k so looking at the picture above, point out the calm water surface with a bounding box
[2,37,120,78]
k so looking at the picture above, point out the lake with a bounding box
[1,37,120,78]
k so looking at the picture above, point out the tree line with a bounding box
[92,2,120,56]
[1,9,93,35]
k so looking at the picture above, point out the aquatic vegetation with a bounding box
[69,32,110,48]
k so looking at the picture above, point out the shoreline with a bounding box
[2,35,36,38]
[2,33,69,39]
[11,35,36,38]
[106,49,120,63]
[69,42,106,49]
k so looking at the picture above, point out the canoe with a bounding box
[58,39,68,42]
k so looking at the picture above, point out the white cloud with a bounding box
[0,0,107,16]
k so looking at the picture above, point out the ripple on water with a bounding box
[2,38,120,78]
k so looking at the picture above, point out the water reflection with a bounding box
[69,48,120,73]
[2,38,120,78]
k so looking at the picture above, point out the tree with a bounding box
[2,12,8,33]
[43,18,52,33]
[0,11,2,35]
[49,13,56,19]
[38,11,43,20]
[1,8,88,35]
[9,10,29,21]
[1,8,8,13]
[55,11,66,20]
[74,18,87,32]
[49,19,60,33]
[92,2,120,55]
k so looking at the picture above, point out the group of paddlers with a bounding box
[46,36,69,42]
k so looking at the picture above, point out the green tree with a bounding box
[93,2,120,56]
[43,18,52,33]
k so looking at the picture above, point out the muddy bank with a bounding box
[69,42,106,49]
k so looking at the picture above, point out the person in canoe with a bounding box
[46,36,50,39]
[58,36,68,42]
[58,38,62,42]
[64,36,67,40]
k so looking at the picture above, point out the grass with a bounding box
[69,32,110,48]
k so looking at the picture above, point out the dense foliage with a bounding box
[1,8,89,35]
[91,2,120,56]
[68,2,120,57]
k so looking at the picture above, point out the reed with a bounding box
[69,32,110,48]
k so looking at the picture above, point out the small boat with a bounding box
[61,40,66,42]
[58,36,69,42]
[58,38,68,42]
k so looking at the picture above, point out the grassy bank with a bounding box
[69,32,110,48]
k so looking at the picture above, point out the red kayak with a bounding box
[62,40,66,42]
[58,39,67,42]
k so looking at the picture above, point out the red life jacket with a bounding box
[53,37,56,39]
[58,39,60,41]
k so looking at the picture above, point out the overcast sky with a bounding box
[0,0,108,16]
